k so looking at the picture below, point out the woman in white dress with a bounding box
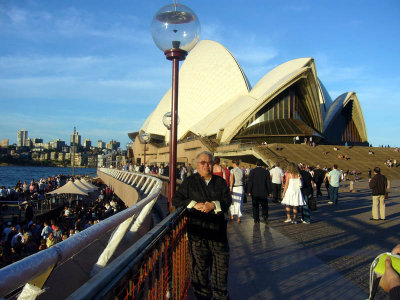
[281,162,306,224]
[229,160,244,223]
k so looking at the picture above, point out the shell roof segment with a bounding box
[323,92,368,142]
[139,40,367,145]
[250,58,313,99]
[140,39,250,141]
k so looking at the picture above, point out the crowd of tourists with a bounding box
[385,159,398,168]
[0,176,64,203]
[199,159,385,225]
[121,162,196,182]
[0,181,126,268]
[116,157,393,227]
[169,151,399,299]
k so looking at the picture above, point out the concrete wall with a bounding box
[97,170,139,207]
[132,136,210,167]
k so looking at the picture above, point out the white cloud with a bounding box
[318,66,365,83]
[0,76,166,104]
[0,5,151,45]
[201,22,225,42]
[6,7,28,24]
[234,47,278,66]
[282,4,311,12]
[0,55,171,80]
[0,54,171,104]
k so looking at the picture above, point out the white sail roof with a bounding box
[324,92,368,142]
[138,40,367,146]
[140,40,250,141]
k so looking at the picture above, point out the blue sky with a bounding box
[1,0,399,148]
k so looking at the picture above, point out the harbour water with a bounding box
[0,166,97,187]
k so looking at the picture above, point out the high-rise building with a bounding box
[17,129,28,147]
[33,138,43,144]
[106,140,120,151]
[70,127,81,153]
[49,139,66,152]
[83,139,91,150]
[97,140,105,149]
[0,139,9,148]
[25,138,33,148]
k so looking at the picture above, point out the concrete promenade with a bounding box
[192,179,400,299]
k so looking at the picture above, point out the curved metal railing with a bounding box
[0,168,163,298]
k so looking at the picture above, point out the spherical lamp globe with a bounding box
[162,112,172,130]
[139,132,150,144]
[151,3,200,52]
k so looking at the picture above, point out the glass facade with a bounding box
[234,84,324,144]
[324,101,363,144]
[234,82,366,145]
[253,86,315,129]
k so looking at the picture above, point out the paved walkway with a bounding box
[190,179,400,299]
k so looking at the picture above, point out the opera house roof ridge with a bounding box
[137,39,367,146]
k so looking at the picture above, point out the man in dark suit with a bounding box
[312,165,325,199]
[299,165,313,224]
[247,159,272,224]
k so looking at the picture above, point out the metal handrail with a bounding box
[0,168,163,298]
[67,207,185,300]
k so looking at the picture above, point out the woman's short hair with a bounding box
[214,157,220,164]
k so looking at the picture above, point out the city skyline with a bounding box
[1,1,399,147]
[5,128,121,148]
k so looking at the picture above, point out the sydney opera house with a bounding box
[129,40,368,166]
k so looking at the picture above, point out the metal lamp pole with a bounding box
[165,48,187,210]
[143,141,146,165]
[139,132,150,168]
[151,2,200,211]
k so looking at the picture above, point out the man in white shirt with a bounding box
[270,163,284,203]
[144,165,151,174]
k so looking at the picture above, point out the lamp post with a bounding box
[139,132,150,166]
[151,2,200,210]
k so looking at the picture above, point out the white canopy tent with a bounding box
[81,178,98,189]
[47,180,88,196]
[79,179,98,191]
[74,180,95,193]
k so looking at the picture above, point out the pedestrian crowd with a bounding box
[0,181,125,268]
[199,159,389,226]
[385,159,398,168]
[121,162,195,182]
[170,151,397,300]
[99,152,399,300]
[0,176,63,204]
